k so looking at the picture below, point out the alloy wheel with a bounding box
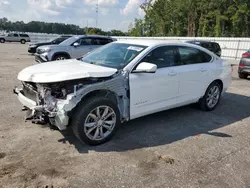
[56,56,65,60]
[206,85,220,109]
[84,106,116,141]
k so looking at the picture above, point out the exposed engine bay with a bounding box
[16,71,130,130]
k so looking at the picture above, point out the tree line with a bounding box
[0,17,127,36]
[128,0,250,37]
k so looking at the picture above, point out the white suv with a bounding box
[0,33,30,44]
[14,40,232,145]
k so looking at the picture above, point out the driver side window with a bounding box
[141,46,177,68]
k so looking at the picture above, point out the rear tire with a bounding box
[0,38,5,43]
[20,39,26,44]
[71,97,120,145]
[238,73,248,79]
[199,81,222,111]
[52,54,68,61]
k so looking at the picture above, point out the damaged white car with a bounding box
[14,40,232,145]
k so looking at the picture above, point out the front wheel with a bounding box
[53,54,68,61]
[0,38,5,43]
[72,97,120,145]
[199,82,222,111]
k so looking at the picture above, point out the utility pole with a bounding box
[96,0,99,28]
[86,20,88,34]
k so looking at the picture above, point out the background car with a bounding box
[28,35,72,54]
[238,50,250,79]
[0,33,30,44]
[186,40,222,57]
[35,35,117,63]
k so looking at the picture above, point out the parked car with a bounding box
[186,40,222,57]
[14,40,232,145]
[0,33,30,44]
[28,35,72,54]
[34,35,116,63]
[238,50,250,79]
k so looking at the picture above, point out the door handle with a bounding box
[168,72,177,76]
[200,68,207,72]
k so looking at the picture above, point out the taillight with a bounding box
[242,52,250,57]
[239,63,245,68]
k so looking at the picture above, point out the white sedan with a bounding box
[14,40,232,145]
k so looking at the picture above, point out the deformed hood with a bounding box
[18,59,117,83]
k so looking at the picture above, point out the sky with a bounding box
[0,0,146,31]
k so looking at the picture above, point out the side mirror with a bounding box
[133,62,157,73]
[73,42,80,47]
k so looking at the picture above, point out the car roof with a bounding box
[60,35,72,37]
[114,40,218,56]
[72,35,113,39]
[186,40,218,44]
[114,39,195,47]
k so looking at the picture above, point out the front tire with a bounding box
[53,54,68,61]
[0,38,5,43]
[199,82,222,111]
[71,97,120,145]
[238,73,248,79]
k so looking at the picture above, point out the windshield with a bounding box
[47,37,58,42]
[80,43,147,69]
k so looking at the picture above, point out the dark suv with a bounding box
[238,50,250,79]
[28,35,72,53]
[186,40,222,57]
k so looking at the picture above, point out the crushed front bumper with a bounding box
[13,87,69,130]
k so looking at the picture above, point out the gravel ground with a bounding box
[0,43,250,188]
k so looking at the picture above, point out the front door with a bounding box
[70,37,96,58]
[129,46,180,119]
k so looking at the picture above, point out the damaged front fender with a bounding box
[53,71,130,130]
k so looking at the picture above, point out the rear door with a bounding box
[12,33,20,42]
[176,46,213,104]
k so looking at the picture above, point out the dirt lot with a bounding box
[0,43,250,188]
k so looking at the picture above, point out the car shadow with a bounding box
[58,92,250,153]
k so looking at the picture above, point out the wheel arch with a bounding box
[68,89,124,121]
[82,89,119,105]
[52,52,71,60]
[203,79,223,96]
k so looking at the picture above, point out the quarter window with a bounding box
[141,46,177,68]
[177,46,212,65]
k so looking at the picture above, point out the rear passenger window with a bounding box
[141,46,176,68]
[77,38,92,45]
[92,38,112,45]
[13,34,19,37]
[20,34,29,37]
[177,46,212,65]
[212,43,220,50]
